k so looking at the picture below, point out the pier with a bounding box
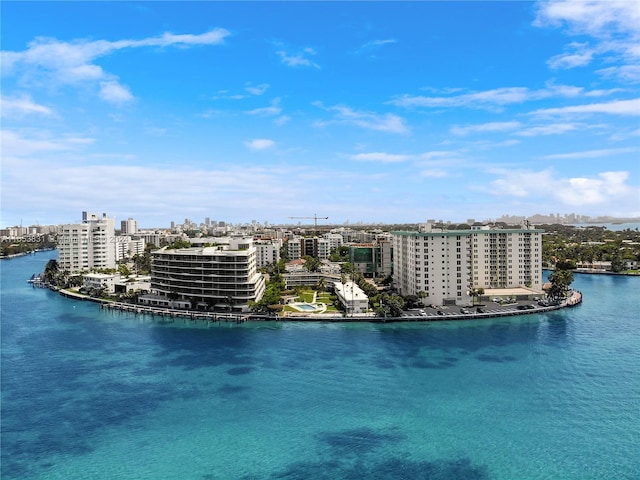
[100,302,249,324]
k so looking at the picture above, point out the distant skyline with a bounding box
[2,1,639,228]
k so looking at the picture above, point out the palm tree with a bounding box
[417,290,427,306]
[43,259,59,285]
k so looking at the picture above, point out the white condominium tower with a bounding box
[120,217,138,235]
[392,222,543,306]
[58,212,116,273]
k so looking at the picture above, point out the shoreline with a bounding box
[1,248,56,260]
[51,285,583,324]
[543,267,639,276]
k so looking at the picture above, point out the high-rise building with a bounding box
[149,238,266,312]
[58,212,116,273]
[120,217,138,235]
[392,223,542,306]
[286,237,331,260]
[348,240,393,277]
[254,239,282,268]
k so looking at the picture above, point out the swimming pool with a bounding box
[295,303,317,311]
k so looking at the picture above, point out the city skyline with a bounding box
[2,1,639,228]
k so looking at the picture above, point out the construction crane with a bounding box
[288,214,329,230]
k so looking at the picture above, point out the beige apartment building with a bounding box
[392,223,542,306]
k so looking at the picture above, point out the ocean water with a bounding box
[1,251,638,480]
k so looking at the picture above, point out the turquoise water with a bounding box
[2,251,638,479]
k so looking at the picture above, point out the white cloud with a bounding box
[516,123,578,136]
[276,46,319,68]
[0,94,54,118]
[485,167,636,207]
[3,29,230,103]
[597,65,640,83]
[534,1,640,40]
[355,38,398,55]
[547,42,595,69]
[419,169,449,178]
[451,121,521,136]
[314,103,409,134]
[245,138,275,151]
[274,115,290,126]
[361,39,397,49]
[245,83,269,95]
[390,87,530,109]
[542,147,638,160]
[1,129,94,157]
[419,151,462,162]
[529,98,640,117]
[534,0,640,80]
[245,98,282,116]
[99,81,134,104]
[389,84,586,110]
[350,152,411,163]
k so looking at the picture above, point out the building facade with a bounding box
[286,236,331,261]
[149,238,266,312]
[120,217,138,235]
[348,240,393,278]
[392,223,542,306]
[58,212,116,272]
[115,236,146,261]
[254,239,282,268]
[333,280,369,314]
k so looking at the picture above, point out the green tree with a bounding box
[118,264,132,277]
[166,238,191,250]
[611,254,625,272]
[340,262,357,277]
[329,245,350,262]
[316,277,327,292]
[43,259,59,285]
[249,283,283,313]
[469,287,485,305]
[376,292,405,317]
[547,269,574,302]
[417,290,428,306]
[303,255,321,272]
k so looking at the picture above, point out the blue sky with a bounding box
[2,1,639,228]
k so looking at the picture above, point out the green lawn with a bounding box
[297,290,315,303]
[282,289,340,313]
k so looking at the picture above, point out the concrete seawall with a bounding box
[69,290,582,324]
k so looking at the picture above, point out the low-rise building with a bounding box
[83,273,120,294]
[333,280,369,314]
[254,239,282,268]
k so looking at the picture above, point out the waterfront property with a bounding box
[392,222,543,306]
[58,212,117,273]
[144,237,266,312]
[333,280,369,314]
